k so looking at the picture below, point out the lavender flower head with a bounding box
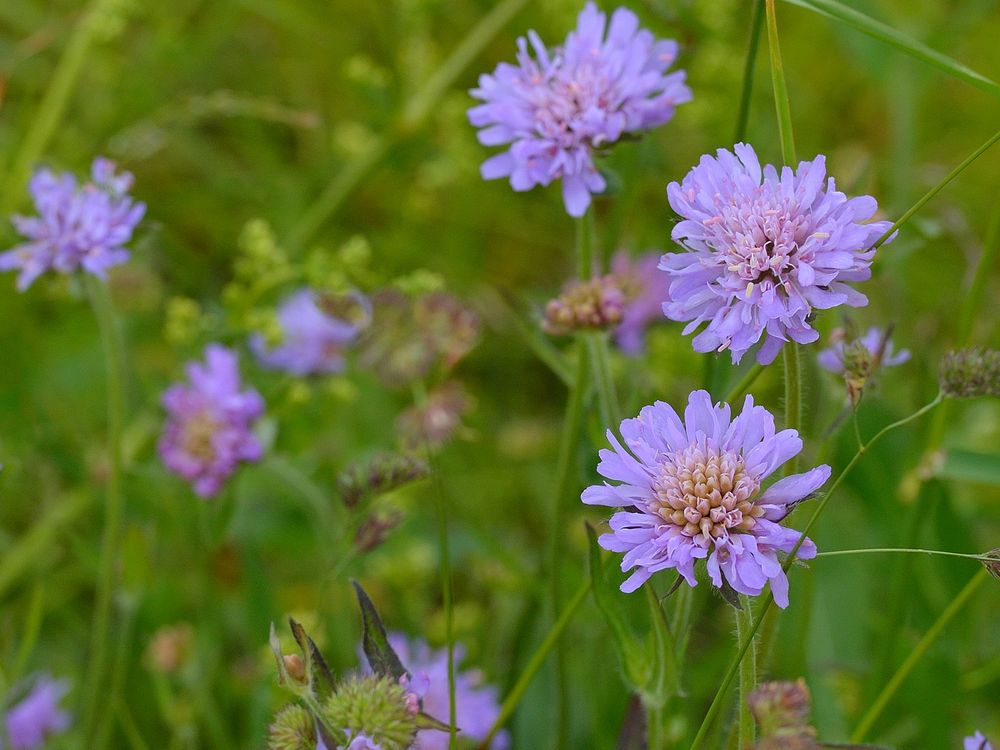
[0,157,145,290]
[469,2,691,217]
[611,250,670,355]
[582,390,830,607]
[386,634,509,750]
[4,676,71,750]
[817,326,909,374]
[251,289,371,376]
[661,144,894,364]
[966,732,995,750]
[159,344,264,498]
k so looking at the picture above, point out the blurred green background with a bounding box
[0,0,999,748]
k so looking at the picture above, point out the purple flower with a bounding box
[966,732,995,750]
[582,390,830,607]
[340,732,382,750]
[611,250,670,355]
[4,676,71,750]
[469,2,691,217]
[251,289,371,376]
[661,143,894,364]
[159,344,264,498]
[817,326,909,374]
[0,157,145,290]
[387,634,509,750]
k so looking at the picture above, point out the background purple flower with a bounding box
[582,390,829,607]
[611,250,670,355]
[0,157,145,290]
[4,676,71,750]
[966,732,995,750]
[386,634,509,750]
[251,288,370,376]
[817,326,910,374]
[661,143,894,364]
[469,2,691,217]
[158,344,264,498]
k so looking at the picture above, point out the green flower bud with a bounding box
[164,297,203,346]
[268,704,316,750]
[322,674,417,750]
[940,348,1000,399]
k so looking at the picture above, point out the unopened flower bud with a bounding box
[322,674,418,750]
[268,704,316,750]
[543,275,626,336]
[354,511,404,553]
[338,452,430,509]
[145,622,194,674]
[283,654,306,683]
[748,679,818,746]
[983,548,1000,583]
[940,348,1000,399]
[396,382,472,451]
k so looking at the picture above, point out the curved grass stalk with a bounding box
[734,0,766,143]
[850,568,989,741]
[765,0,796,165]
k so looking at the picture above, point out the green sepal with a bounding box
[352,580,408,681]
[414,711,452,732]
[289,618,336,700]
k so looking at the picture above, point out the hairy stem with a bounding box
[783,344,802,473]
[80,276,127,749]
[734,0,766,143]
[736,597,758,747]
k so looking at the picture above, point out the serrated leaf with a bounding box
[934,449,1000,486]
[352,581,407,681]
[783,0,1000,98]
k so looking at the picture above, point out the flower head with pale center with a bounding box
[469,2,691,217]
[582,390,830,607]
[0,157,145,290]
[158,345,264,498]
[661,143,893,364]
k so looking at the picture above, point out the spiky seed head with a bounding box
[322,674,417,750]
[268,704,316,750]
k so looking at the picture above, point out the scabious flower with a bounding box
[386,634,509,750]
[0,157,145,290]
[966,732,995,750]
[611,250,670,355]
[817,326,909,374]
[661,143,894,364]
[3,676,71,750]
[469,2,691,217]
[159,344,264,498]
[582,390,830,607]
[251,289,371,376]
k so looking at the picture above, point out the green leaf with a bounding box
[783,0,1000,98]
[586,524,656,700]
[643,582,680,709]
[352,581,408,681]
[289,618,336,700]
[934,449,1000,486]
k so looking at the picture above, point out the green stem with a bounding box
[687,395,943,749]
[477,579,592,750]
[734,0,766,143]
[724,363,767,403]
[586,332,620,429]
[1,0,110,212]
[765,0,797,165]
[549,343,589,750]
[285,0,529,248]
[736,597,758,748]
[872,127,1000,250]
[80,276,127,749]
[576,212,595,280]
[956,194,1000,345]
[850,568,988,742]
[647,704,665,750]
[817,547,996,563]
[783,345,802,474]
[428,457,458,750]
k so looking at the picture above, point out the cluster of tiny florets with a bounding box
[543,275,626,335]
[939,348,1000,399]
[322,675,417,750]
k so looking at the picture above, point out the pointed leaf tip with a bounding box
[353,580,408,680]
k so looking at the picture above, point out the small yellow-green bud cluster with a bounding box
[939,348,1000,399]
[543,275,626,336]
[164,297,204,346]
[268,704,316,750]
[322,675,418,750]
